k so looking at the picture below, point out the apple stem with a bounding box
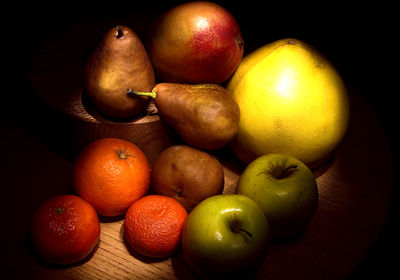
[238,228,253,238]
[277,164,298,179]
[231,216,252,238]
[127,88,156,99]
[285,164,298,173]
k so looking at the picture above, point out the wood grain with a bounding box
[4,89,393,279]
[16,15,394,280]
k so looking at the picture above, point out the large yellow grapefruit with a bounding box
[227,38,350,168]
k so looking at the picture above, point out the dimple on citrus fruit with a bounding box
[124,195,188,258]
[30,194,100,265]
[73,137,151,216]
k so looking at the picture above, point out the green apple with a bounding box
[182,194,269,278]
[237,153,318,238]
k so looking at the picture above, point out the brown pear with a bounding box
[129,83,240,150]
[84,25,155,119]
[151,145,224,212]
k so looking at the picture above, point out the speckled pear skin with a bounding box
[84,25,155,119]
[153,83,240,150]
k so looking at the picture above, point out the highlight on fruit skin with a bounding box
[146,1,244,84]
[227,38,350,169]
[181,194,270,278]
[84,25,155,119]
[128,83,240,150]
[72,137,151,217]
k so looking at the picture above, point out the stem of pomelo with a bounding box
[127,88,156,99]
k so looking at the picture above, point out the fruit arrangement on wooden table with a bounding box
[27,1,392,280]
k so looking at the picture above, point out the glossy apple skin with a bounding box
[237,153,318,238]
[182,194,269,278]
[147,1,244,83]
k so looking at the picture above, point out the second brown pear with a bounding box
[130,83,240,150]
[84,26,155,119]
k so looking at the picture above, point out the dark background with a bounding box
[16,0,398,144]
[6,0,398,279]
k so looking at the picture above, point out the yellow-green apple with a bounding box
[182,194,269,278]
[146,1,244,83]
[236,153,318,238]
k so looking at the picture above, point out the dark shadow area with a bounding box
[171,252,201,280]
[24,233,101,269]
[7,1,397,279]
[80,88,152,124]
[119,224,172,265]
[99,214,125,223]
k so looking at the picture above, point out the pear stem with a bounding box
[127,88,156,99]
[116,26,124,38]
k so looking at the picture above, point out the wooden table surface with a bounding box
[4,3,396,279]
[3,85,393,279]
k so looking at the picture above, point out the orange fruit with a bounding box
[124,195,188,258]
[30,194,100,265]
[73,137,151,216]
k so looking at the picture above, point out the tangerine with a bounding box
[73,138,150,216]
[30,194,100,265]
[124,195,188,258]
